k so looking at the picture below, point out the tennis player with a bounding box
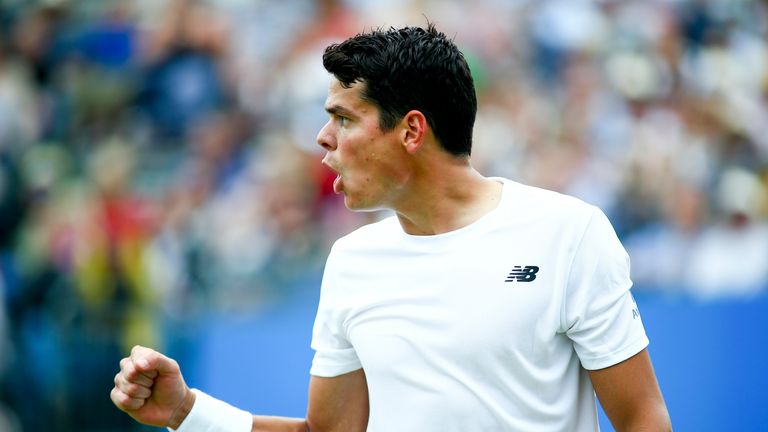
[111,24,671,431]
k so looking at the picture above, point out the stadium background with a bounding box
[0,0,766,430]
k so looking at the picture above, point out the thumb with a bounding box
[131,345,179,377]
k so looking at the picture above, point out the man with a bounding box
[111,24,671,431]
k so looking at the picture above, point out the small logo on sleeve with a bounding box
[505,266,540,282]
[631,293,640,319]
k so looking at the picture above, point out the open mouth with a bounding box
[322,158,344,194]
[333,174,343,194]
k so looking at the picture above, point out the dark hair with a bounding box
[322,23,477,157]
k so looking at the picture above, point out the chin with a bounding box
[343,195,385,212]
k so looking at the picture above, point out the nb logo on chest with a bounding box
[505,266,540,282]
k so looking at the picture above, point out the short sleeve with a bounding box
[309,248,363,377]
[563,207,649,370]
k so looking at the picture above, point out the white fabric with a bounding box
[310,178,648,432]
[170,389,252,432]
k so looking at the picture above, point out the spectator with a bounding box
[136,0,231,142]
[684,166,768,298]
[0,1,768,430]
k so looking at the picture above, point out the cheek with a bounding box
[338,138,370,168]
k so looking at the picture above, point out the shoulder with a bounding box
[322,215,401,279]
[330,214,401,255]
[499,179,599,227]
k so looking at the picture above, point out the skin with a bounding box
[111,78,670,431]
[317,79,502,234]
[589,350,671,431]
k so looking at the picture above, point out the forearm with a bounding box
[170,389,308,432]
[252,415,308,432]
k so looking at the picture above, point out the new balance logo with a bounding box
[505,266,539,282]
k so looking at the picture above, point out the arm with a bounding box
[589,348,671,432]
[305,369,369,432]
[111,345,369,432]
[250,369,369,432]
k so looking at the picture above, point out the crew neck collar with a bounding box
[394,177,515,245]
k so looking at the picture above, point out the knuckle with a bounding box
[132,385,151,399]
[128,397,145,410]
[116,390,128,403]
[111,388,128,408]
[120,357,135,376]
[123,362,139,380]
[123,382,142,396]
[119,392,141,409]
[131,345,152,360]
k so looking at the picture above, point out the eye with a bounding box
[337,116,349,126]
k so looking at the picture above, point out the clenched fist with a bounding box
[111,345,195,429]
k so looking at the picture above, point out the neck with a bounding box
[393,158,503,236]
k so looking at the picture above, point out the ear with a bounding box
[401,110,427,154]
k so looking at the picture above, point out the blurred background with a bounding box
[0,0,766,430]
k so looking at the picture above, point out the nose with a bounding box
[316,120,336,151]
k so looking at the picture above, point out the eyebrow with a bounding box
[325,105,355,118]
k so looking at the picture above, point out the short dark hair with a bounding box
[322,23,477,157]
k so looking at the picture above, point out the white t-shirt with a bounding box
[310,178,648,432]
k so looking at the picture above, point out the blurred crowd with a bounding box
[0,0,767,430]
